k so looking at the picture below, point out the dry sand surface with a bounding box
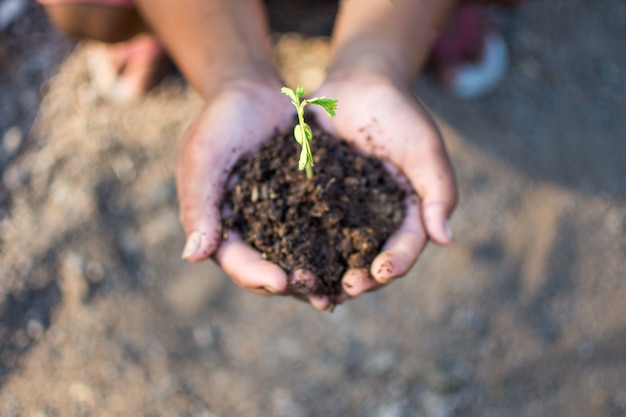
[1,1,625,416]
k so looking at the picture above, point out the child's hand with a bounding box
[311,71,458,298]
[176,83,288,291]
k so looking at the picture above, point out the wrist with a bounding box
[330,45,399,83]
[198,62,282,101]
[194,66,283,101]
[324,61,403,90]
[327,0,457,88]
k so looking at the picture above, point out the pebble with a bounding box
[425,360,471,394]
[275,336,304,361]
[2,164,24,191]
[420,391,454,417]
[30,408,60,417]
[0,0,27,31]
[68,382,95,406]
[1,401,20,417]
[364,350,395,375]
[192,323,216,349]
[85,261,104,283]
[13,329,30,349]
[604,209,626,235]
[118,229,141,258]
[271,388,304,417]
[376,402,407,417]
[519,57,541,81]
[111,152,136,183]
[188,402,217,417]
[2,126,23,158]
[60,252,88,306]
[26,319,44,340]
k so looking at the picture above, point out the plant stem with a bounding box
[297,104,314,179]
[281,85,336,179]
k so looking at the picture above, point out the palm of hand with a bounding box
[176,83,295,287]
[311,78,457,296]
[177,78,456,307]
[313,80,444,181]
[177,83,346,310]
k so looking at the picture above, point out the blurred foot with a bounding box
[428,4,508,99]
[86,34,170,103]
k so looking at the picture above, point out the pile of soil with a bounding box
[224,125,406,302]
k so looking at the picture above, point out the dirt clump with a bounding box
[223,126,406,302]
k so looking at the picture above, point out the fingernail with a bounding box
[181,231,201,259]
[264,286,278,294]
[444,220,453,241]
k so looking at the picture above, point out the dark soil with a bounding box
[224,125,406,301]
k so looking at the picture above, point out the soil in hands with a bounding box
[223,125,406,303]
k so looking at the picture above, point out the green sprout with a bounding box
[281,85,338,179]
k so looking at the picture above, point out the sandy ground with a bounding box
[0,0,625,416]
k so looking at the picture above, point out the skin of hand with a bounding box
[311,71,457,298]
[307,0,459,298]
[176,81,341,311]
[176,81,288,286]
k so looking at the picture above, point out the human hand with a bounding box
[310,71,458,298]
[176,80,337,310]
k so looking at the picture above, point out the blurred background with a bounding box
[0,0,625,416]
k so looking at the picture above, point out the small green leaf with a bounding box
[307,97,338,117]
[298,146,308,170]
[280,85,336,178]
[303,123,313,142]
[281,87,298,105]
[294,125,304,145]
[296,85,306,100]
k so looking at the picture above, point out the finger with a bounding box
[215,231,288,295]
[371,196,427,283]
[308,295,333,312]
[176,123,230,262]
[403,134,458,246]
[423,199,455,245]
[342,268,380,297]
[289,292,333,312]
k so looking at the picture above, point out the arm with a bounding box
[328,0,457,87]
[133,0,307,302]
[134,0,280,98]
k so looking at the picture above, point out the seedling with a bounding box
[281,85,338,179]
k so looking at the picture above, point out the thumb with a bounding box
[176,129,229,262]
[404,139,458,246]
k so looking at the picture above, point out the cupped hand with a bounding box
[176,79,349,311]
[176,81,299,296]
[310,72,458,298]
